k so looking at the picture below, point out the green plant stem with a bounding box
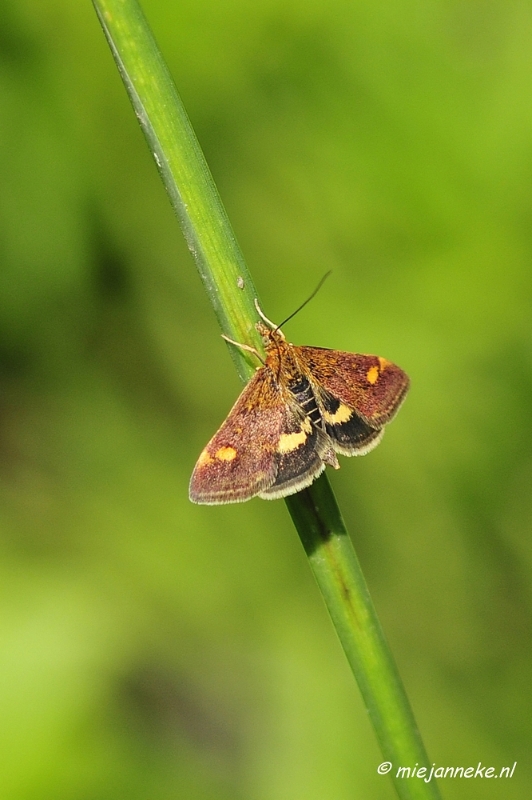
[286,477,440,799]
[92,2,442,797]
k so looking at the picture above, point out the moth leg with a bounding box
[221,334,266,366]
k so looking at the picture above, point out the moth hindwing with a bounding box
[189,321,409,504]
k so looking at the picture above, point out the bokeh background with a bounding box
[1,1,532,798]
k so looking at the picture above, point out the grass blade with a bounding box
[92,2,442,796]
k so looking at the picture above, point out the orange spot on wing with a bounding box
[215,446,238,461]
[366,365,380,384]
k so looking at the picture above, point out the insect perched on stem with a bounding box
[190,279,409,504]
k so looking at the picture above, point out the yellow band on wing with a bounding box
[322,403,353,425]
[278,417,312,453]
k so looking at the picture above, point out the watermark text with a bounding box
[377,761,516,781]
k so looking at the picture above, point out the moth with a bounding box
[189,303,409,504]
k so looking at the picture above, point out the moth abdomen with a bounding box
[288,375,322,426]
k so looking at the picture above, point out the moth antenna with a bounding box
[221,334,266,366]
[254,298,277,329]
[252,300,285,380]
[275,270,332,331]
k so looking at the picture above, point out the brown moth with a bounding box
[189,304,409,504]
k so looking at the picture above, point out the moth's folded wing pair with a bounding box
[189,366,333,504]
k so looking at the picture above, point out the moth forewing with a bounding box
[189,369,283,504]
[296,347,410,427]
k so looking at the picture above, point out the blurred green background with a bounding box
[1,0,531,798]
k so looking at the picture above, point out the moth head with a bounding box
[256,320,286,345]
